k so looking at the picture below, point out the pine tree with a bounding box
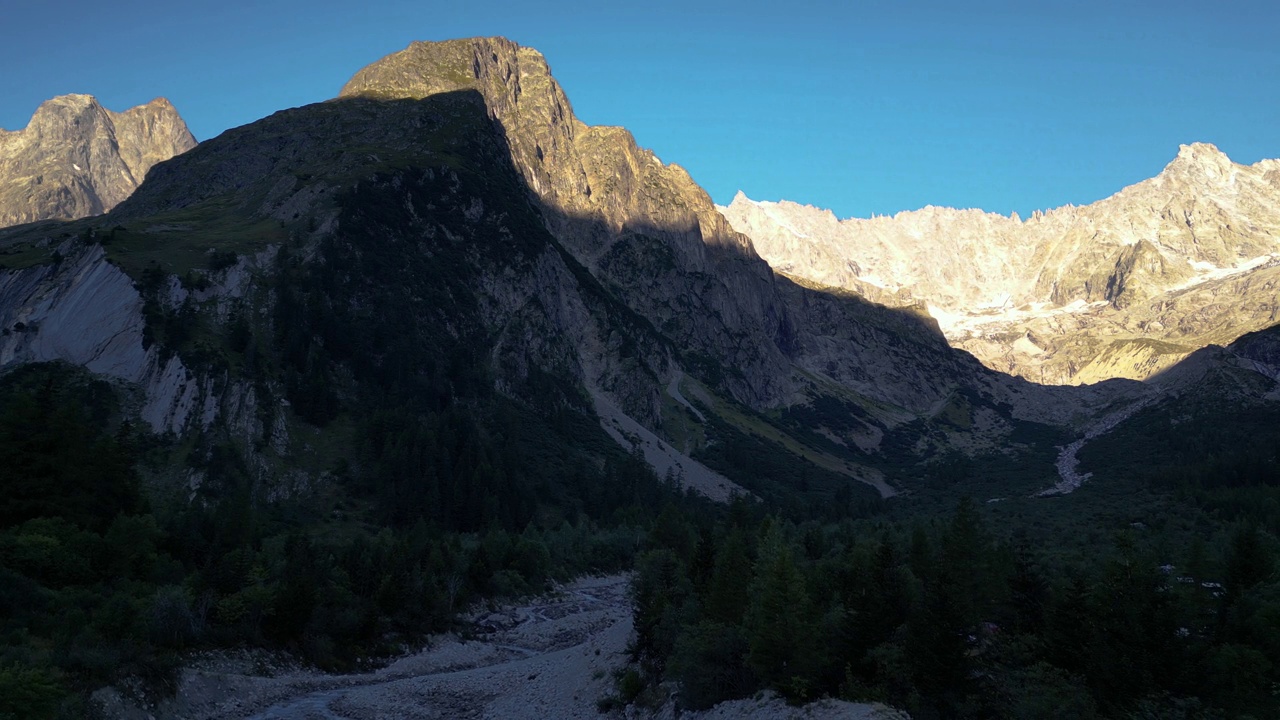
[632,549,690,675]
[705,528,753,625]
[745,526,817,700]
[1225,524,1273,599]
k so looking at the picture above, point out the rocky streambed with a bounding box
[97,575,633,720]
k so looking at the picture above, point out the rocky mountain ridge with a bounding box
[0,37,1124,508]
[5,37,1280,720]
[330,38,1148,493]
[10,37,1264,508]
[0,94,196,229]
[335,39,1098,420]
[722,143,1280,384]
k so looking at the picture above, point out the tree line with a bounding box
[626,498,1279,719]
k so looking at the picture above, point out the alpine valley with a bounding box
[1,37,1279,720]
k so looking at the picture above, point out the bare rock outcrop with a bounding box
[722,143,1280,385]
[0,243,217,434]
[339,39,797,409]
[0,94,196,228]
[336,37,1058,427]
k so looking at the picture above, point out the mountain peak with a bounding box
[0,94,196,228]
[729,190,759,209]
[27,95,181,124]
[1177,141,1227,161]
[28,94,104,125]
[140,96,177,111]
[40,93,100,108]
[338,36,592,213]
[723,138,1280,386]
[1165,141,1235,177]
[339,36,532,102]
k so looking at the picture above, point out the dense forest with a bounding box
[3,157,1279,718]
[619,495,1280,719]
[0,362,683,719]
[7,366,1280,712]
[609,380,1280,719]
[5,360,1280,719]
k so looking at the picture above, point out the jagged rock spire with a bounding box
[0,94,196,228]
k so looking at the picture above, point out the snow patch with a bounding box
[1012,335,1045,356]
[761,204,811,239]
[928,298,1106,341]
[1167,253,1280,295]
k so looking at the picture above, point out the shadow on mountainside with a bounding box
[1,90,1150,507]
[105,89,1010,417]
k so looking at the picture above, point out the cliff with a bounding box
[722,143,1280,384]
[0,94,196,228]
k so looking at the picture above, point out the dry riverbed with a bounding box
[96,574,904,719]
[97,575,630,719]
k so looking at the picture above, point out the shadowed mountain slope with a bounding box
[2,38,1132,509]
[6,37,1280,720]
[336,38,1108,419]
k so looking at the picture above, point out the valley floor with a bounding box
[96,575,904,720]
[101,575,632,720]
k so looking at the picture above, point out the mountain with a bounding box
[0,94,196,229]
[4,36,1280,720]
[722,144,1280,384]
[0,37,1118,515]
[336,38,945,413]
[335,38,1119,457]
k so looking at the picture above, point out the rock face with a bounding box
[0,243,219,433]
[722,144,1280,384]
[337,38,1084,426]
[0,94,196,228]
[339,40,791,407]
[0,38,1126,505]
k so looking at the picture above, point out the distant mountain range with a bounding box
[0,94,195,228]
[722,144,1280,385]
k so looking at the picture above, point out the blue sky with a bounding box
[2,0,1277,219]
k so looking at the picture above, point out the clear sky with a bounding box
[2,0,1277,219]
